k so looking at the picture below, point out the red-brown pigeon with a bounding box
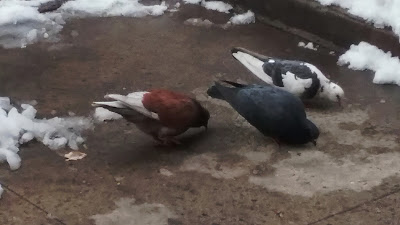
[92,89,210,145]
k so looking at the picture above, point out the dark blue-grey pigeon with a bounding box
[207,80,319,145]
[231,47,344,105]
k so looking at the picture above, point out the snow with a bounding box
[0,0,167,48]
[94,107,122,122]
[0,97,93,170]
[0,0,256,48]
[184,18,213,28]
[0,1,63,48]
[183,0,232,13]
[315,0,400,40]
[168,2,181,12]
[183,0,202,4]
[201,1,232,13]
[338,42,400,86]
[298,41,318,51]
[61,0,167,17]
[229,10,255,25]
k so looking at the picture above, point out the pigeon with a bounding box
[93,89,210,145]
[231,47,344,105]
[207,80,319,145]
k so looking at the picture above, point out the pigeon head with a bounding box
[305,119,319,145]
[191,100,210,129]
[320,82,344,105]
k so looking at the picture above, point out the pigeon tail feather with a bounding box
[231,49,273,84]
[231,47,272,61]
[92,101,125,108]
[221,80,247,88]
[207,83,225,100]
[207,82,239,102]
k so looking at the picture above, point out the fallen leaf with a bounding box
[64,151,87,161]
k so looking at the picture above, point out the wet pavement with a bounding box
[1,4,400,225]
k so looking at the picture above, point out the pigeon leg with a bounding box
[152,135,168,147]
[156,127,182,146]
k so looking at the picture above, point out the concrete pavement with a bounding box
[1,4,400,225]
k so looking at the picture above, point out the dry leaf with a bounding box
[64,151,87,161]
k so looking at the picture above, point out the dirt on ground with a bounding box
[1,4,400,225]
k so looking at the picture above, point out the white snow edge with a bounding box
[229,10,255,25]
[338,41,400,86]
[315,0,400,41]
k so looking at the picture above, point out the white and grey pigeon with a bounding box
[231,47,344,105]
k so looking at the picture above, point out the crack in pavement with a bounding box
[307,188,400,225]
[1,182,66,225]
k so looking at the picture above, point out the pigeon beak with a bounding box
[312,140,317,146]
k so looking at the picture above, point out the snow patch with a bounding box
[168,2,181,12]
[94,107,122,122]
[184,18,213,28]
[229,10,255,25]
[0,1,63,48]
[183,0,202,4]
[183,0,233,14]
[0,97,93,170]
[338,42,400,86]
[315,0,400,40]
[200,1,232,13]
[61,0,167,17]
[0,0,168,48]
[298,41,318,51]
[91,198,176,225]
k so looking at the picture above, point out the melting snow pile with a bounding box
[298,41,318,51]
[0,97,93,170]
[94,107,122,122]
[338,42,400,86]
[184,18,213,27]
[201,1,232,13]
[183,0,202,4]
[61,0,167,17]
[0,0,167,48]
[183,0,233,14]
[315,0,400,40]
[0,0,64,48]
[229,10,255,25]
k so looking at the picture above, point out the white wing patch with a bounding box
[104,92,159,120]
[92,101,125,108]
[281,71,313,96]
[303,63,329,83]
[232,51,273,84]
